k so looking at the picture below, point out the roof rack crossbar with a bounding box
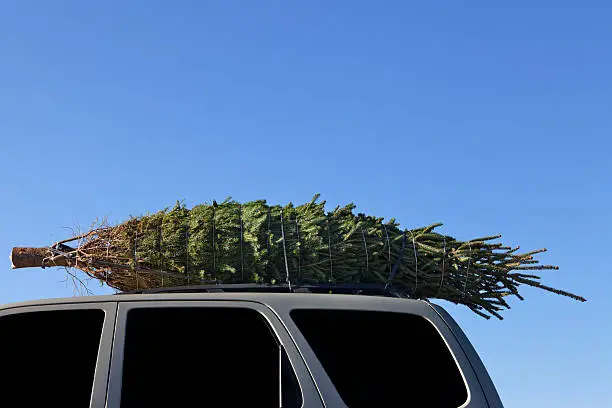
[118,283,410,298]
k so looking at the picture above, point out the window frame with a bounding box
[0,301,118,408]
[106,300,323,408]
[263,296,490,408]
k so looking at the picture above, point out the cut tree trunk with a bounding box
[10,247,72,269]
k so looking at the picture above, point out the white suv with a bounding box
[0,284,504,407]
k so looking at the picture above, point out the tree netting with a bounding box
[10,195,585,319]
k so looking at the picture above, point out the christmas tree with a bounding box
[10,195,585,319]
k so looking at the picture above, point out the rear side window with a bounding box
[291,310,468,407]
[120,307,301,408]
[0,309,105,408]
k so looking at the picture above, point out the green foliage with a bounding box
[69,195,585,319]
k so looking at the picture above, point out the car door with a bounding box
[0,301,117,408]
[106,299,324,408]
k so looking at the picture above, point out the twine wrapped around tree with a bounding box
[10,195,586,319]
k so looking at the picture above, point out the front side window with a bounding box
[0,309,105,408]
[291,309,468,407]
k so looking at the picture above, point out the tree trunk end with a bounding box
[10,247,71,269]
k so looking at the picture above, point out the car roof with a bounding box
[0,291,430,311]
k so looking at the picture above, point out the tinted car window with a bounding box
[291,309,468,407]
[120,307,301,408]
[0,309,105,408]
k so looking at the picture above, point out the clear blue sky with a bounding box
[1,1,610,406]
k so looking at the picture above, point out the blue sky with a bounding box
[1,1,610,406]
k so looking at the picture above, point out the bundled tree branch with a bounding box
[10,195,586,319]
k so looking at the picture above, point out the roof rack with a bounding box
[119,283,411,298]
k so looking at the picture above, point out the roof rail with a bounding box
[118,283,411,298]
